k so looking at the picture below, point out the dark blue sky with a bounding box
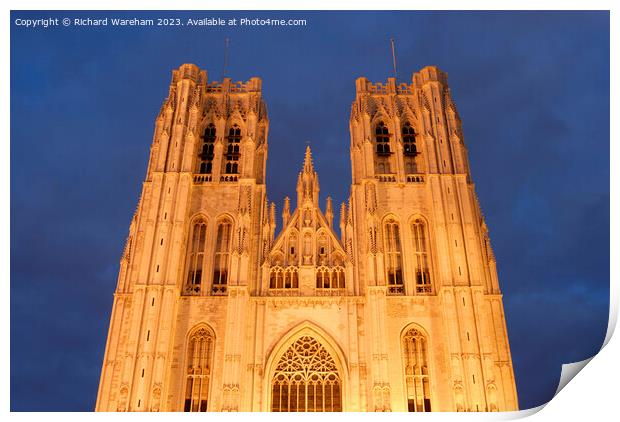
[10,10,609,411]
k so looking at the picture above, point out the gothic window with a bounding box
[271,336,342,412]
[117,386,128,411]
[316,267,329,289]
[288,233,298,265]
[184,327,214,412]
[212,220,232,295]
[269,266,299,290]
[375,122,392,174]
[412,219,432,293]
[316,266,346,290]
[384,219,404,294]
[199,124,216,174]
[487,385,498,412]
[402,122,419,174]
[402,122,418,156]
[317,233,329,265]
[184,220,207,295]
[375,122,391,155]
[225,124,241,174]
[402,328,431,412]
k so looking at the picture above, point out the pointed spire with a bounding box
[325,196,334,228]
[269,202,276,242]
[297,145,320,208]
[269,202,276,226]
[303,145,315,174]
[347,197,353,224]
[282,196,291,227]
[339,202,347,243]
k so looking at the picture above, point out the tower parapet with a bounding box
[171,63,207,84]
[206,77,262,93]
[412,65,448,88]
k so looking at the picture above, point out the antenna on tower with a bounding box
[390,37,398,81]
[222,37,230,80]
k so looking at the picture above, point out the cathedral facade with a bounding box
[95,63,518,412]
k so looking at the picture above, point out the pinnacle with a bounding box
[303,145,314,173]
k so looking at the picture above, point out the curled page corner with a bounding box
[554,357,594,397]
[496,356,597,419]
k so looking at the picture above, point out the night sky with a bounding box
[10,11,609,411]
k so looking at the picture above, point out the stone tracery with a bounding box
[271,336,342,412]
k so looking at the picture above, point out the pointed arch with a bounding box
[212,216,233,295]
[117,385,129,411]
[370,113,394,133]
[487,383,498,412]
[197,122,216,174]
[374,120,391,155]
[270,250,285,267]
[332,250,346,267]
[409,214,434,294]
[188,212,209,226]
[287,229,299,265]
[400,323,433,412]
[182,324,216,412]
[371,117,394,175]
[183,216,209,295]
[401,119,424,174]
[398,109,421,128]
[215,212,236,226]
[265,322,348,412]
[317,230,330,263]
[224,122,243,175]
[382,214,404,295]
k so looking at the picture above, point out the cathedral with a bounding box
[95,63,518,412]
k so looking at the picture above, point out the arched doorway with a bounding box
[271,335,342,412]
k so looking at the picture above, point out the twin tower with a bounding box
[96,63,518,412]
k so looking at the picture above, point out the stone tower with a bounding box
[96,64,518,412]
[347,67,518,411]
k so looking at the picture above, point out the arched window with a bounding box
[317,233,329,265]
[199,124,216,174]
[271,336,342,412]
[184,327,214,412]
[384,219,404,294]
[402,122,419,174]
[225,124,241,174]
[185,220,207,295]
[333,266,345,289]
[117,386,128,411]
[316,266,346,290]
[212,220,232,295]
[269,266,298,290]
[402,122,417,156]
[402,328,431,412]
[316,266,330,289]
[375,122,392,174]
[288,233,298,265]
[412,219,432,293]
[375,122,391,155]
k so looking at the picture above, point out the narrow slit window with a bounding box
[184,220,207,295]
[224,125,241,174]
[412,219,432,294]
[385,219,404,295]
[198,124,216,174]
[375,122,391,174]
[212,220,232,295]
